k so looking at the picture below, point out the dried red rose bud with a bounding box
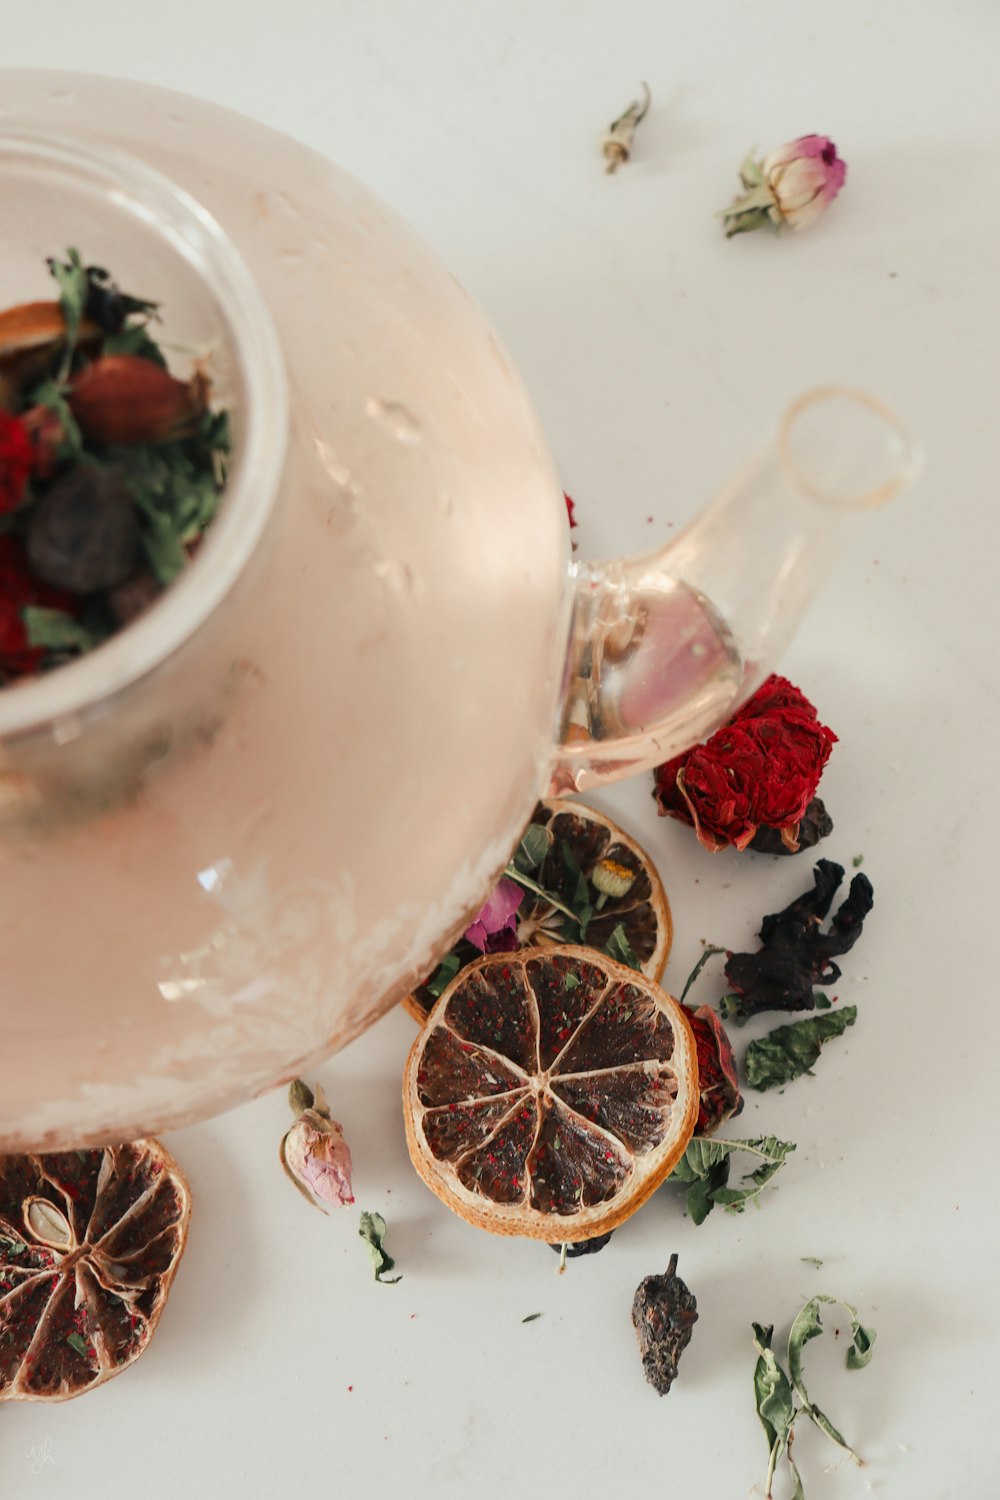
[20,403,65,480]
[0,410,34,513]
[279,1079,354,1212]
[68,354,208,445]
[27,465,140,593]
[688,1005,742,1135]
[652,674,836,853]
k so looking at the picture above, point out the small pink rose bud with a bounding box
[279,1079,354,1211]
[720,135,847,238]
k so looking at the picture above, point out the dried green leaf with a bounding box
[745,1007,857,1091]
[358,1210,401,1284]
[101,323,168,367]
[47,248,89,370]
[22,607,100,654]
[521,1312,542,1323]
[752,1322,802,1500]
[512,822,554,874]
[801,1257,824,1269]
[66,1332,88,1357]
[26,377,82,461]
[426,951,461,1000]
[787,1295,875,1460]
[604,922,641,971]
[671,1136,796,1221]
[559,838,593,939]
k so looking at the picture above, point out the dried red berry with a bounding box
[0,535,74,677]
[0,410,34,513]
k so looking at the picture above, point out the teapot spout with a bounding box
[551,387,919,794]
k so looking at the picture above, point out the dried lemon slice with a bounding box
[0,1140,190,1402]
[404,798,673,1023]
[403,946,698,1240]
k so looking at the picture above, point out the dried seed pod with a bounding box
[27,465,140,593]
[68,354,208,445]
[632,1253,698,1395]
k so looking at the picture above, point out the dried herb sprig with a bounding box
[753,1294,876,1499]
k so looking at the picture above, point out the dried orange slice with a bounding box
[403,946,698,1240]
[0,1140,191,1402]
[403,798,673,1023]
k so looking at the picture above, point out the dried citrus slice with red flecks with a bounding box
[403,798,673,1023]
[403,946,698,1240]
[0,1140,190,1402]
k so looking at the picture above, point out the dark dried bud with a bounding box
[748,796,834,855]
[69,355,208,445]
[547,1231,614,1258]
[632,1253,698,1395]
[27,466,140,594]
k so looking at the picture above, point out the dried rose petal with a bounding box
[464,876,525,954]
[688,1005,742,1135]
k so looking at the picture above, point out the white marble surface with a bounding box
[2,3,999,1497]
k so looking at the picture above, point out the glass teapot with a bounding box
[0,73,916,1151]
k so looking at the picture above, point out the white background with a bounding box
[2,4,999,1498]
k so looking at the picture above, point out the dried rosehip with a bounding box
[27,465,140,594]
[632,1253,698,1395]
[68,354,207,445]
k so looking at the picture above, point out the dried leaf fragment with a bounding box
[602,83,651,173]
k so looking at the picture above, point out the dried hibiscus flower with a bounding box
[652,674,836,853]
[723,858,874,1022]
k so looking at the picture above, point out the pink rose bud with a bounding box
[720,135,846,238]
[279,1079,354,1211]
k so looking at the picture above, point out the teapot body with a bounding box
[0,73,570,1149]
